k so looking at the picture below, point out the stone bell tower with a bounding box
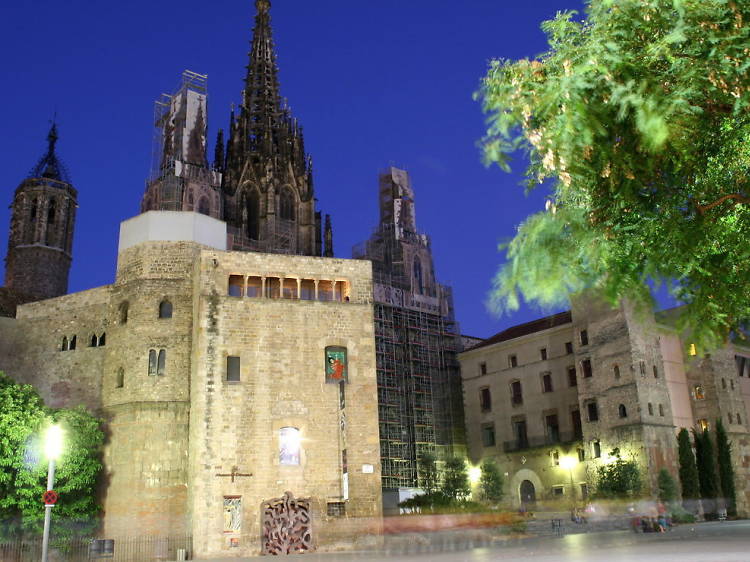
[5,123,77,301]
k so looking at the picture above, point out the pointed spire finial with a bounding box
[256,0,270,12]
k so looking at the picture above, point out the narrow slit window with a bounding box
[227,356,241,382]
[148,349,157,376]
[116,368,124,389]
[98,333,106,346]
[157,350,166,376]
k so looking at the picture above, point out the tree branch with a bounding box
[696,193,750,215]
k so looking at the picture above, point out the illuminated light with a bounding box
[45,424,64,461]
[468,466,482,484]
[689,343,697,356]
[559,456,577,470]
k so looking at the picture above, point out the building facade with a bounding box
[354,168,465,507]
[460,298,750,516]
[0,212,382,557]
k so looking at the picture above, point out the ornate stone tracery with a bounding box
[261,491,313,555]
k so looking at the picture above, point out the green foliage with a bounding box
[479,460,504,503]
[478,0,750,350]
[670,504,696,524]
[441,456,471,501]
[397,493,484,514]
[418,451,439,495]
[595,454,641,498]
[677,428,700,501]
[0,372,104,539]
[657,468,678,503]
[694,429,719,516]
[715,418,737,516]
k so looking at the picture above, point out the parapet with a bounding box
[118,211,227,254]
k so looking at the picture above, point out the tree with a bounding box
[479,460,504,503]
[595,452,641,498]
[694,429,719,516]
[677,428,700,503]
[477,0,750,351]
[715,418,737,516]
[0,372,104,538]
[441,456,470,501]
[418,451,439,495]
[657,468,678,503]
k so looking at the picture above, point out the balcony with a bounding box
[502,430,580,453]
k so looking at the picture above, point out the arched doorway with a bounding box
[520,480,536,505]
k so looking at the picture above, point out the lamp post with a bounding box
[41,424,63,562]
[560,456,577,509]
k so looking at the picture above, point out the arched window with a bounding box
[157,350,166,376]
[279,188,295,221]
[90,335,98,347]
[30,199,38,222]
[69,335,76,350]
[279,427,301,465]
[61,336,68,351]
[618,404,627,418]
[148,350,157,376]
[613,365,620,379]
[413,257,424,294]
[116,368,124,388]
[198,196,210,216]
[658,404,664,416]
[98,333,106,347]
[47,199,56,224]
[648,403,654,415]
[119,302,129,324]
[159,300,173,319]
[247,191,260,240]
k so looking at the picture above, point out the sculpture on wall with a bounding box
[261,491,313,555]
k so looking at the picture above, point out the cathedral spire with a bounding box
[29,121,70,183]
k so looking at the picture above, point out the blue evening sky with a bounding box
[0,0,589,339]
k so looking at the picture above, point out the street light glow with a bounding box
[45,424,64,460]
[468,466,482,484]
[559,456,577,470]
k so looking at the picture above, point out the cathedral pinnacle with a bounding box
[28,121,71,184]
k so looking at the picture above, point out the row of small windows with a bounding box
[228,276,349,302]
[61,334,106,351]
[482,409,585,450]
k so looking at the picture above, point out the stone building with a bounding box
[353,168,465,510]
[460,297,750,516]
[0,211,383,557]
[141,0,332,257]
[2,123,76,308]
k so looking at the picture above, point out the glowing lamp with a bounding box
[45,424,64,461]
[468,466,482,484]
[559,456,577,470]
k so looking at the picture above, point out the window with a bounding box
[698,419,709,432]
[593,440,601,458]
[580,330,589,346]
[648,403,654,415]
[279,427,301,465]
[148,350,157,376]
[571,410,583,439]
[551,451,560,466]
[618,404,627,418]
[542,373,553,393]
[283,278,298,299]
[159,300,173,319]
[119,302,129,324]
[508,354,518,368]
[300,279,315,300]
[659,404,664,416]
[481,423,496,447]
[512,418,528,449]
[157,350,166,376]
[246,276,262,298]
[479,362,487,376]
[479,387,492,412]
[565,341,573,354]
[61,336,68,352]
[552,485,564,497]
[581,358,592,378]
[693,385,705,400]
[540,348,547,361]
[614,364,620,379]
[722,378,727,389]
[653,365,658,378]
[639,361,646,376]
[228,275,244,297]
[90,335,98,347]
[115,368,124,389]
[413,257,424,294]
[98,333,106,346]
[266,277,281,299]
[568,366,577,387]
[577,447,585,462]
[327,502,346,517]
[317,280,333,301]
[279,188,295,221]
[737,413,742,425]
[546,414,560,443]
[728,412,733,424]
[587,401,599,422]
[69,335,76,350]
[510,380,523,405]
[227,356,241,382]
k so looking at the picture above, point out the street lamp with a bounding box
[41,424,63,562]
[560,456,577,509]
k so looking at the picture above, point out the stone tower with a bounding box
[222,0,323,255]
[141,71,223,219]
[5,123,77,301]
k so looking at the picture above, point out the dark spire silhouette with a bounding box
[324,214,334,257]
[214,129,225,171]
[29,121,71,184]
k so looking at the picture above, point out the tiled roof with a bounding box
[467,311,573,352]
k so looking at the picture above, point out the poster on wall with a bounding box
[325,347,348,383]
[223,497,242,534]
